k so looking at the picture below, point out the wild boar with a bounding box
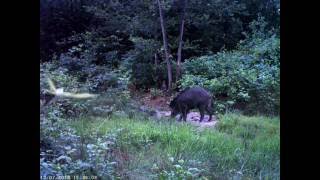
[170,87,214,122]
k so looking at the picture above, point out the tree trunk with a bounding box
[176,0,187,81]
[156,0,172,91]
[154,53,158,70]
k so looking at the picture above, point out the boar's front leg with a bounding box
[177,103,183,121]
[199,105,205,122]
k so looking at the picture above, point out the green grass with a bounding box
[68,113,279,179]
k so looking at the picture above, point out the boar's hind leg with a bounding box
[177,104,183,121]
[182,107,188,122]
[206,106,213,121]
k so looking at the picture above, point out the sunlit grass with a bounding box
[69,113,279,179]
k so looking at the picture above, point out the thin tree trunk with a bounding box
[156,0,172,91]
[176,0,187,81]
[154,53,158,70]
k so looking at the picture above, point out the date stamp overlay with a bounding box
[40,175,98,180]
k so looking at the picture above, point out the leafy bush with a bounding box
[152,156,206,179]
[150,88,164,99]
[121,37,181,90]
[40,62,88,120]
[122,37,160,89]
[85,72,119,92]
[40,60,133,120]
[79,30,134,67]
[179,17,279,115]
[55,28,134,67]
[40,62,82,92]
[40,117,119,178]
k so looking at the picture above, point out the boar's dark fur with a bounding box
[170,87,214,122]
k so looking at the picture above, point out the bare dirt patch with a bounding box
[155,110,218,129]
[134,93,218,128]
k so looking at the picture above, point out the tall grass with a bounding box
[69,113,279,179]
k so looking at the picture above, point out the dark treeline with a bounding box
[40,0,279,62]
